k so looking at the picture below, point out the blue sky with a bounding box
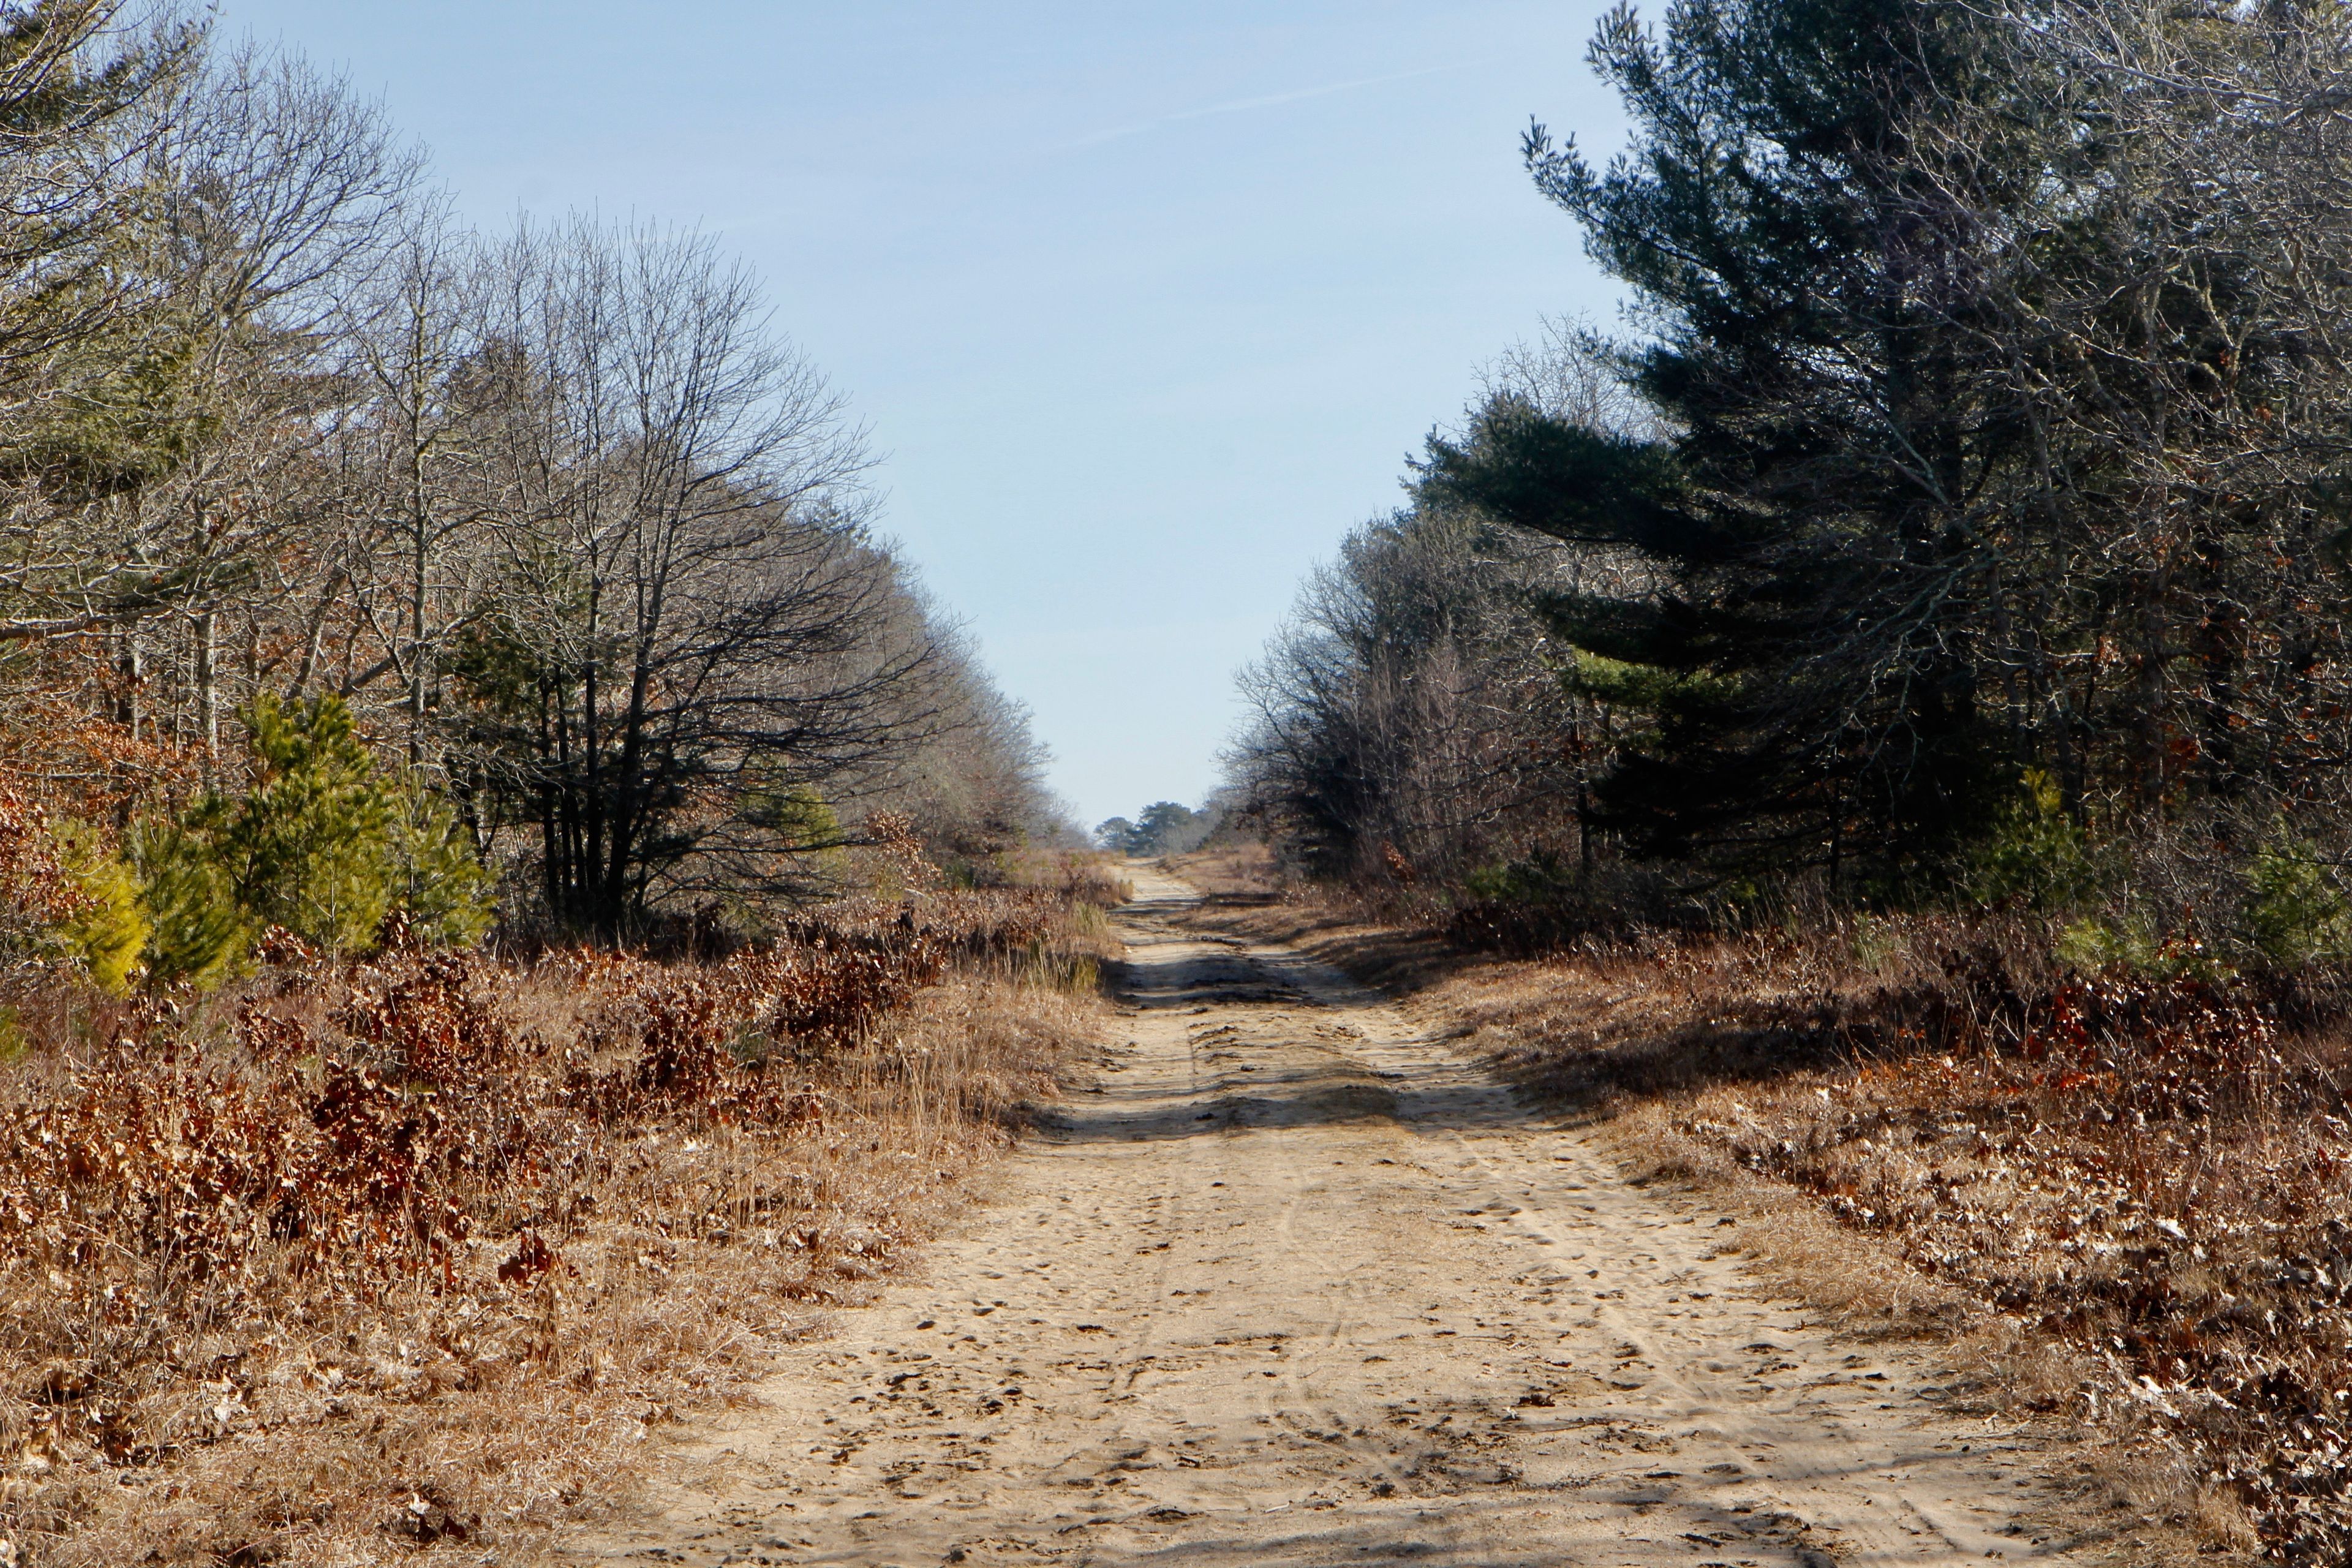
[224,2,1630,827]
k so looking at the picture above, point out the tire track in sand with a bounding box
[575,867,2098,1567]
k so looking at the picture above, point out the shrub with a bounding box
[53,823,148,993]
[0,794,151,992]
[763,782,840,850]
[2244,820,2352,968]
[0,788,91,956]
[205,692,398,951]
[0,881,1101,1562]
[138,695,495,984]
[385,776,495,948]
[1967,769,2099,910]
[132,817,249,989]
[2056,913,2154,974]
[2054,912,2235,983]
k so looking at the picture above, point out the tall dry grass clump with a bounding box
[0,886,1114,1566]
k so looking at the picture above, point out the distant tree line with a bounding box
[1232,0,2352,960]
[0,2,1062,980]
[1095,800,1218,859]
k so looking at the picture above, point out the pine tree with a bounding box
[209,693,398,952]
[1427,0,2059,883]
[140,694,494,978]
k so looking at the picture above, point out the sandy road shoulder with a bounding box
[573,870,2112,1567]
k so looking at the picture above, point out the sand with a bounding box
[575,867,2093,1567]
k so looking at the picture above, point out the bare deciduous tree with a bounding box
[451,216,935,933]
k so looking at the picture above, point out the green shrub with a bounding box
[136,694,494,986]
[2055,914,2152,973]
[1967,769,2099,910]
[1464,850,1577,903]
[52,823,149,994]
[385,778,494,948]
[207,692,397,951]
[763,782,840,849]
[2055,913,2235,983]
[741,777,848,890]
[133,819,247,989]
[2244,820,2352,968]
[1464,861,1515,901]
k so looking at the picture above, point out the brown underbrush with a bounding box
[1172,855,2345,1564]
[0,887,1113,1566]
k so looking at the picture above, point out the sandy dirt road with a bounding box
[580,869,2096,1567]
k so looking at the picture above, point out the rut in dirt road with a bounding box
[581,870,2102,1567]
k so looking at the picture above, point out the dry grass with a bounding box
[0,891,1112,1566]
[1171,857,2337,1563]
[1156,843,1280,905]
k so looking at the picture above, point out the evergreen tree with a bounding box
[140,694,492,978]
[1436,0,2352,895]
[1427,0,2047,881]
[52,820,147,993]
[132,816,245,989]
[206,693,398,951]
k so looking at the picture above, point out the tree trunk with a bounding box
[197,610,219,773]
